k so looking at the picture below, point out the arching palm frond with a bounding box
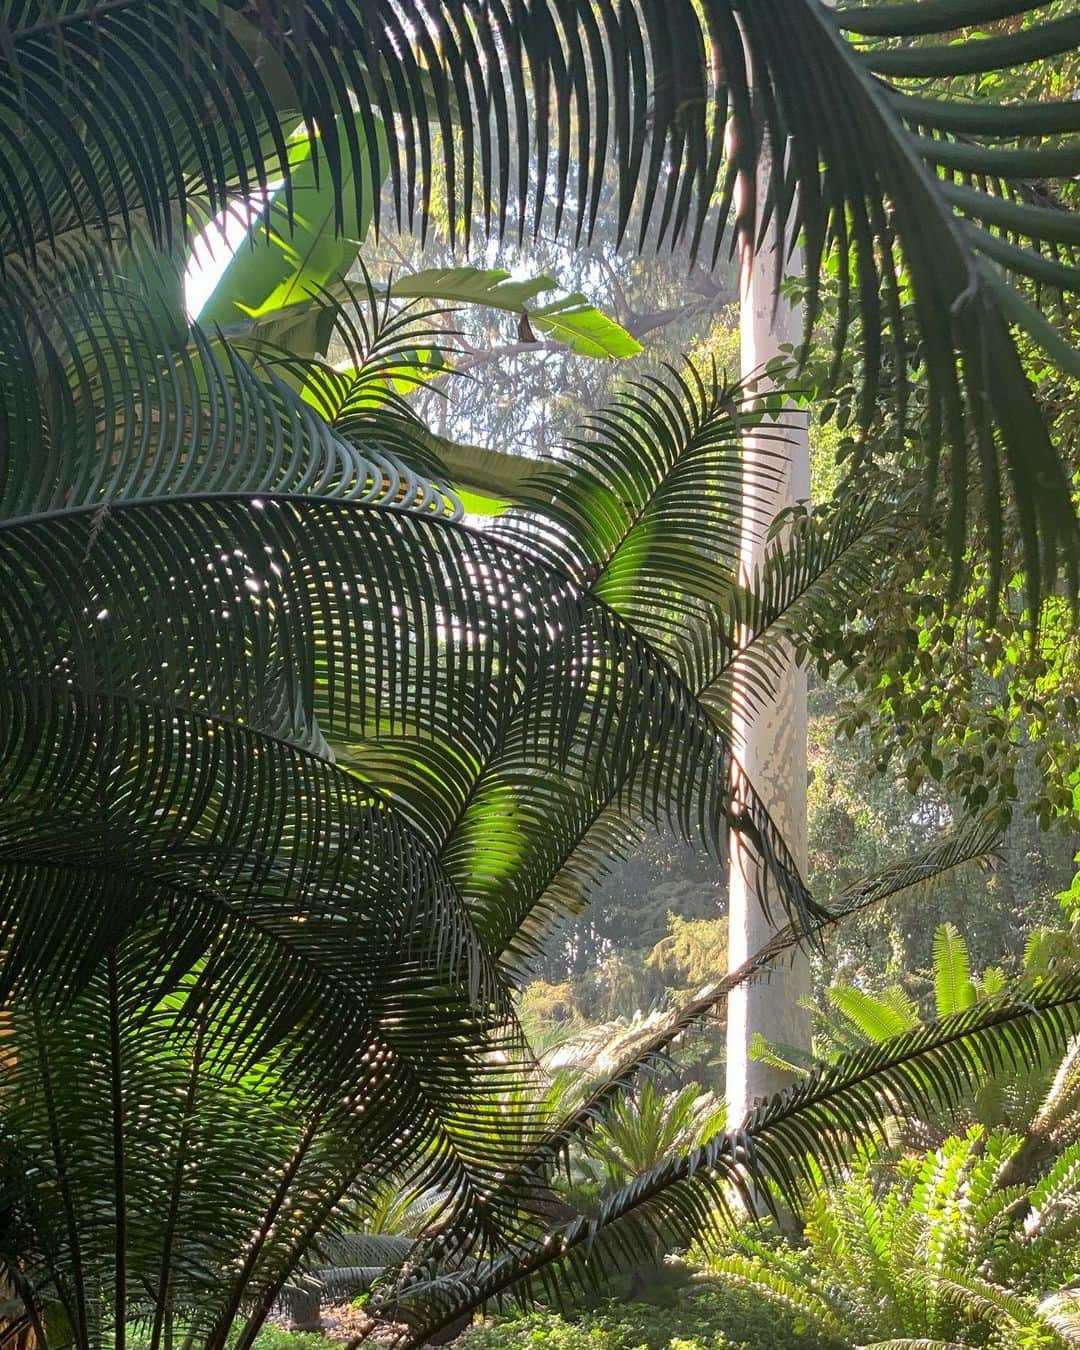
[378,976,1080,1346]
[693,496,907,734]
[1,281,830,1329]
[3,8,1076,1337]
[464,491,917,974]
[373,821,1000,1287]
[484,364,783,661]
[0,951,512,1350]
[2,1,1075,603]
[7,476,801,1268]
[524,822,1000,1182]
[331,364,828,979]
[418,368,932,979]
[0,271,457,523]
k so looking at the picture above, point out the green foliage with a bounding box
[581,1079,726,1190]
[459,1280,839,1350]
[125,1330,332,1350]
[1,310,822,1344]
[389,268,642,359]
[1057,856,1080,923]
[715,1122,1080,1349]
[2,4,1079,1348]
[2,1,1076,594]
[933,924,977,1018]
[196,114,388,330]
[377,977,1080,1345]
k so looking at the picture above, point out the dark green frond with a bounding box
[488,364,783,663]
[0,273,457,521]
[3,1,1075,602]
[695,499,908,733]
[524,818,1001,1169]
[0,475,820,1276]
[0,956,537,1349]
[382,821,999,1283]
[262,272,458,457]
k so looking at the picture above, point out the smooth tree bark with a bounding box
[725,155,813,1123]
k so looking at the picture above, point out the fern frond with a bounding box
[933,925,977,1020]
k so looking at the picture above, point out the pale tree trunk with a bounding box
[724,156,812,1124]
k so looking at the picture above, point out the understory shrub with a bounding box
[457,1279,841,1350]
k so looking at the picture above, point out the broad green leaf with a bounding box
[531,295,643,358]
[196,113,388,330]
[389,266,559,311]
[388,267,641,359]
[424,434,551,512]
[459,488,513,517]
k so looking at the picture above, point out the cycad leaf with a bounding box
[696,498,907,733]
[0,272,457,520]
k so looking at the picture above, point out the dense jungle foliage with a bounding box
[0,3,1077,1350]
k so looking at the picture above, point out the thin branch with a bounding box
[107,953,127,1350]
[149,1012,208,1350]
[32,1005,89,1349]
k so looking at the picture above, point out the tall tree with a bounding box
[726,151,813,1121]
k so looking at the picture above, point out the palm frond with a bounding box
[379,820,999,1282]
[254,269,461,461]
[465,484,907,970]
[0,441,827,1289]
[488,362,785,668]
[0,272,457,521]
[0,925,558,1350]
[433,628,818,978]
[421,365,847,976]
[2,1,1075,600]
[694,497,907,734]
[525,819,999,1181]
[282,1233,416,1317]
